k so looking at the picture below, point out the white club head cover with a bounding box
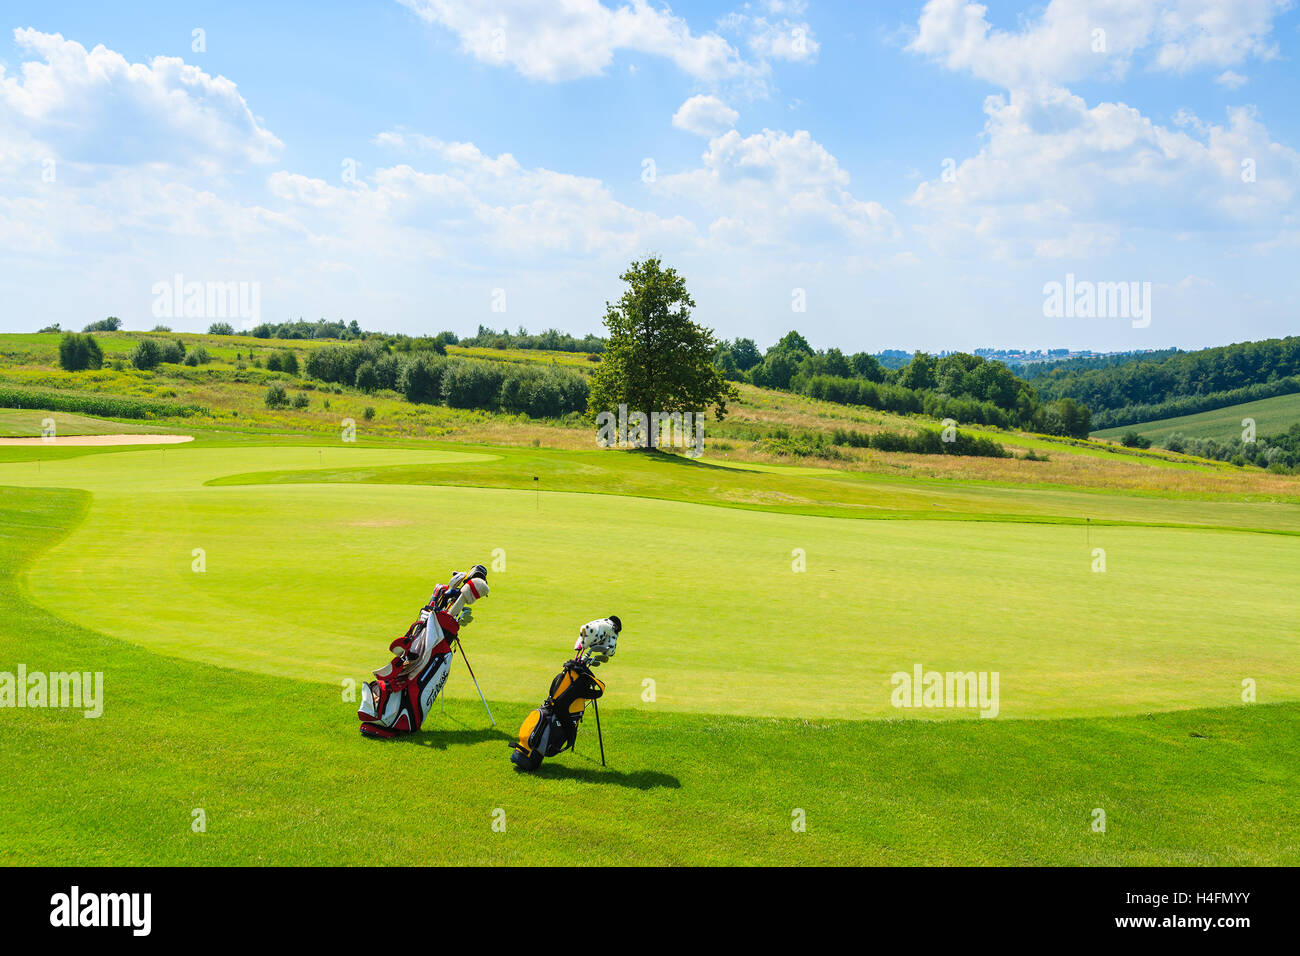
[578,618,619,663]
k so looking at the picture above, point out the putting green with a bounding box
[3,443,1297,719]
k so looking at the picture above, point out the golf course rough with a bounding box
[1,438,1297,865]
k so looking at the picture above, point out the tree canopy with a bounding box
[587,258,736,446]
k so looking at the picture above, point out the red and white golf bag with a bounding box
[357,571,489,739]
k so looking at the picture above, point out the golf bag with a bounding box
[357,609,458,739]
[357,567,490,739]
[509,658,604,771]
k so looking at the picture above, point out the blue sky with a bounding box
[1,1,1298,353]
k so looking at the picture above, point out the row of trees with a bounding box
[710,330,1091,438]
[1021,348,1180,380]
[297,341,588,417]
[458,325,607,353]
[1034,337,1300,418]
[1086,376,1300,431]
[1162,424,1300,471]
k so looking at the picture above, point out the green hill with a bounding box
[1093,392,1300,443]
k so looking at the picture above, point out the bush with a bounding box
[0,386,206,419]
[160,339,186,364]
[1119,431,1151,449]
[208,322,235,335]
[830,426,1009,458]
[363,406,375,420]
[265,383,289,408]
[498,366,589,417]
[441,360,504,409]
[280,350,299,375]
[292,392,309,409]
[83,317,122,332]
[355,361,379,393]
[57,333,104,372]
[265,352,282,372]
[131,339,164,370]
[398,352,448,404]
[151,324,172,332]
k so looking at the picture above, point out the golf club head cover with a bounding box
[577,618,619,663]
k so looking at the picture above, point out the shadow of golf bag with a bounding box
[357,609,459,739]
[510,658,604,771]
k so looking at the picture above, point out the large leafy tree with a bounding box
[588,257,737,447]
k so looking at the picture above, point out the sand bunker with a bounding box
[0,434,194,446]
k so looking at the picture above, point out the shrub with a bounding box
[265,383,289,408]
[398,352,448,404]
[208,322,235,335]
[57,333,104,372]
[499,366,588,417]
[292,392,309,409]
[151,324,172,332]
[160,339,186,364]
[355,361,379,393]
[830,426,1009,458]
[131,339,164,370]
[265,352,283,372]
[0,386,205,419]
[363,406,376,420]
[441,360,504,409]
[1119,431,1151,449]
[280,350,299,375]
[83,317,122,332]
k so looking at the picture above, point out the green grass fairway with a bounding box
[3,442,1298,721]
[1,484,1296,865]
[1093,391,1300,443]
[1,440,1297,864]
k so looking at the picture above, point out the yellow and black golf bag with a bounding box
[510,658,605,771]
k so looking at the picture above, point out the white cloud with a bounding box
[672,94,739,137]
[361,131,698,259]
[908,0,1290,89]
[657,127,897,249]
[1214,69,1249,89]
[722,7,820,64]
[0,29,281,172]
[397,0,755,83]
[908,86,1300,259]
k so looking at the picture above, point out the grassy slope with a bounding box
[1,486,1296,865]
[4,443,1298,722]
[0,409,166,438]
[208,441,1300,532]
[6,330,1288,477]
[1092,392,1300,443]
